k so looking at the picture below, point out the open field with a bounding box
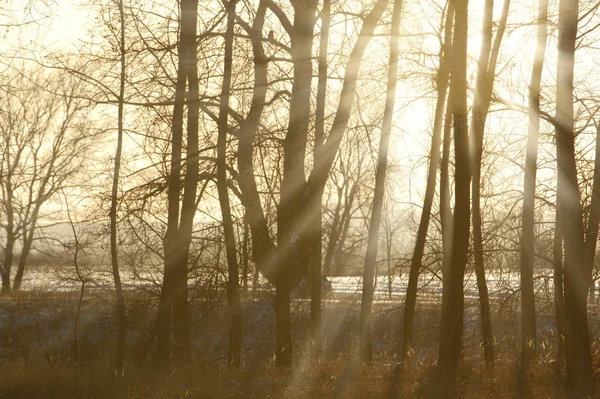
[1,286,600,398]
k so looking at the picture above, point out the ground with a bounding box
[0,288,599,398]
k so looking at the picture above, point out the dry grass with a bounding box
[0,290,599,398]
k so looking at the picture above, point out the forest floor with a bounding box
[1,289,600,398]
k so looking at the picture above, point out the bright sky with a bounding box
[5,0,600,256]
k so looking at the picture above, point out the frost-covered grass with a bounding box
[1,289,600,397]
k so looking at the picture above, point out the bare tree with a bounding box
[469,0,510,364]
[216,0,243,368]
[520,0,548,374]
[437,0,469,392]
[108,0,128,375]
[402,0,453,364]
[358,0,403,363]
[306,0,331,363]
[156,0,200,363]
[555,0,593,393]
[236,0,385,367]
[0,73,92,293]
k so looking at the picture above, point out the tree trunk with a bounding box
[217,0,243,368]
[242,217,249,293]
[1,155,16,294]
[553,200,565,366]
[556,0,593,394]
[156,0,198,364]
[275,0,318,368]
[385,225,393,299]
[327,183,358,276]
[584,124,600,292]
[236,0,383,368]
[1,230,14,293]
[306,0,331,363]
[13,226,34,291]
[470,0,510,365]
[323,185,344,277]
[358,0,402,363]
[156,24,186,366]
[105,0,128,376]
[402,1,453,364]
[520,0,547,374]
[274,271,292,367]
[437,0,469,392]
[236,1,275,284]
[441,95,454,285]
[172,0,200,363]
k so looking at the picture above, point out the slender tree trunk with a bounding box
[242,217,249,293]
[13,227,34,291]
[0,259,10,293]
[323,186,344,277]
[172,0,200,363]
[327,184,358,276]
[1,165,15,293]
[156,52,185,365]
[274,271,293,367]
[470,0,510,365]
[305,0,331,363]
[106,0,128,376]
[402,1,453,364]
[13,199,50,291]
[520,0,547,374]
[358,0,402,362]
[584,123,600,292]
[556,0,593,394]
[64,191,85,361]
[553,200,565,365]
[386,225,393,299]
[217,0,243,368]
[441,94,454,283]
[438,0,469,392]
[252,267,259,294]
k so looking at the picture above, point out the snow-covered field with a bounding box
[14,266,568,303]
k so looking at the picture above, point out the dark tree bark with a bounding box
[440,94,453,291]
[173,0,200,362]
[402,1,453,364]
[437,0,469,392]
[556,0,593,394]
[217,0,243,368]
[156,0,199,364]
[520,0,547,373]
[0,167,15,292]
[242,217,249,293]
[275,0,318,368]
[235,2,275,284]
[358,0,402,363]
